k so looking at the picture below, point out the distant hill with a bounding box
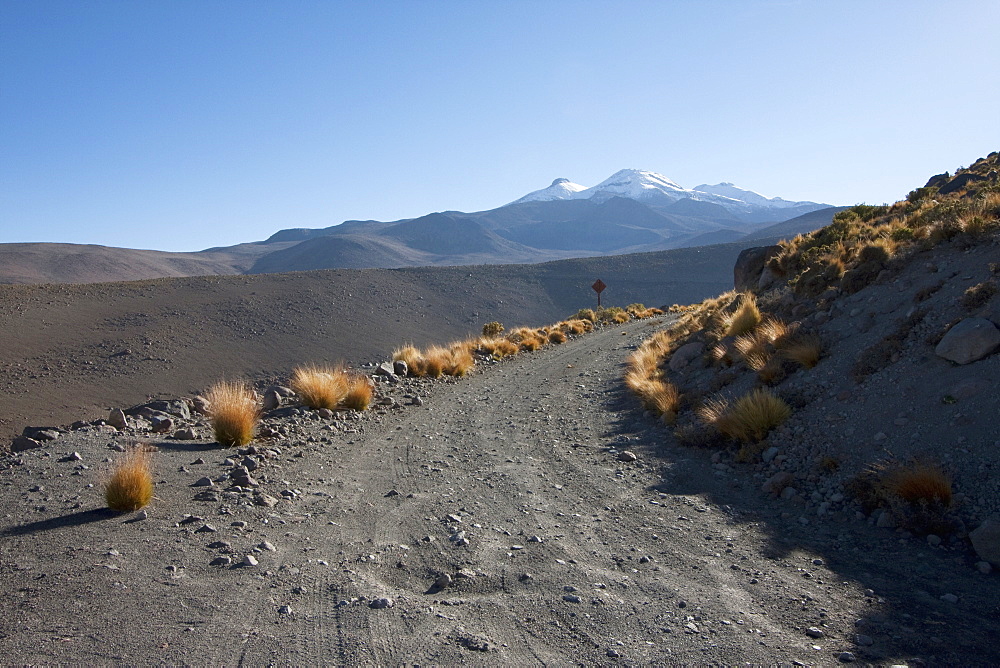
[0,167,836,284]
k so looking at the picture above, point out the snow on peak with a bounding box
[693,182,798,209]
[510,178,588,204]
[583,168,687,200]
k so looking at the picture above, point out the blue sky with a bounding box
[2,1,998,252]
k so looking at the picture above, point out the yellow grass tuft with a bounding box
[290,365,350,410]
[423,346,449,378]
[393,344,426,377]
[698,389,790,442]
[886,463,952,507]
[548,329,567,344]
[445,343,475,376]
[723,293,762,337]
[105,447,154,512]
[205,380,260,446]
[780,333,823,369]
[342,374,374,411]
[494,339,520,357]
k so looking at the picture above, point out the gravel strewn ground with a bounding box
[2,314,998,665]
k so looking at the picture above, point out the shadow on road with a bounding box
[599,379,1000,665]
[0,507,118,537]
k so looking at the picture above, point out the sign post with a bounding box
[592,279,606,308]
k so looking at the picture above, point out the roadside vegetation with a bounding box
[624,152,999,531]
[105,445,155,512]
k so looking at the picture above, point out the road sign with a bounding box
[592,279,606,307]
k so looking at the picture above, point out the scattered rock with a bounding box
[562,594,582,603]
[940,593,959,603]
[805,627,825,638]
[191,395,211,415]
[970,518,1000,566]
[668,342,704,372]
[242,554,259,567]
[976,561,992,574]
[838,651,856,663]
[393,360,409,377]
[108,408,128,430]
[935,317,1000,364]
[369,597,394,609]
[761,446,779,464]
[254,493,280,507]
[259,541,276,552]
[277,605,292,615]
[11,436,42,453]
[434,573,453,589]
[375,362,398,380]
[617,450,637,463]
[173,427,199,440]
[209,556,232,567]
[262,389,282,411]
[195,524,217,533]
[763,471,795,495]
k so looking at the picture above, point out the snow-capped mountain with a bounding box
[693,182,811,209]
[582,169,689,202]
[508,169,827,218]
[510,178,588,204]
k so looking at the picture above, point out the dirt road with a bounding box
[1,317,997,665]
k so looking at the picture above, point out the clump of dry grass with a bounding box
[722,293,762,337]
[959,280,998,310]
[885,462,952,507]
[290,365,349,410]
[624,329,680,422]
[393,344,426,376]
[105,446,154,512]
[205,380,260,446]
[423,345,450,378]
[548,329,567,344]
[698,389,790,442]
[444,343,475,376]
[780,333,822,369]
[342,374,374,411]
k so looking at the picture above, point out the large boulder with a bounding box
[971,518,1000,567]
[734,246,781,292]
[935,317,1000,364]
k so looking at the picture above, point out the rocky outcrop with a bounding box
[734,246,781,292]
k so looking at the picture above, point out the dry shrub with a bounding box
[757,318,790,344]
[959,280,998,310]
[960,213,998,237]
[625,372,679,422]
[482,321,504,337]
[780,333,822,369]
[723,293,762,337]
[445,344,475,376]
[105,447,154,512]
[423,346,450,378]
[756,357,789,385]
[548,329,567,344]
[886,462,952,507]
[290,365,349,410]
[698,389,790,442]
[493,339,519,357]
[205,380,260,446]
[563,319,590,334]
[342,374,373,411]
[734,330,769,363]
[393,345,426,377]
[710,342,733,366]
[575,308,596,322]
